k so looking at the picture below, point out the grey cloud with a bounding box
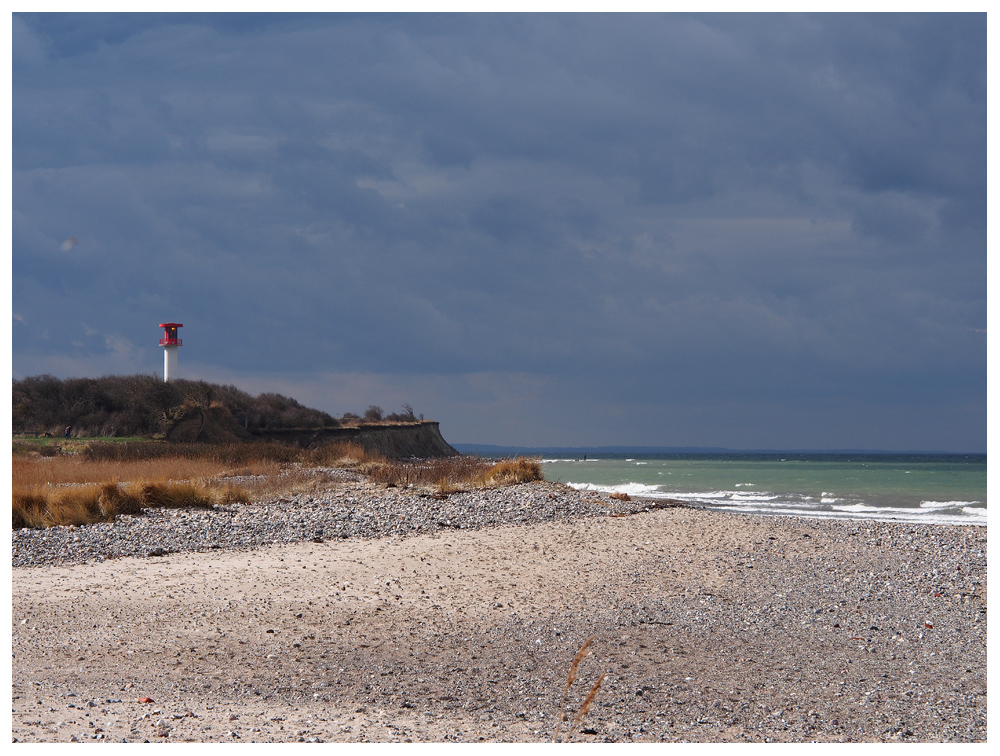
[12,13,985,450]
[12,15,49,66]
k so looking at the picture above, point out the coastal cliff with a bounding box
[247,421,459,458]
[11,375,459,458]
[161,401,457,458]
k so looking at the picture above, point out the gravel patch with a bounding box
[12,475,987,742]
[12,476,661,568]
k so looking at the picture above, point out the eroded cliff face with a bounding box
[247,421,459,458]
[355,422,459,458]
[162,402,458,458]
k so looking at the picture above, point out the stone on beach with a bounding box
[11,473,987,743]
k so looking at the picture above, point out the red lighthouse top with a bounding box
[159,323,183,347]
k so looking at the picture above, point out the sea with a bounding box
[539,453,986,527]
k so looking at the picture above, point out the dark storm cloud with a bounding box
[11,13,986,450]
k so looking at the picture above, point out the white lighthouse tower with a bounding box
[159,323,183,382]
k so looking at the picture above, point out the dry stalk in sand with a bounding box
[566,673,607,740]
[556,635,606,741]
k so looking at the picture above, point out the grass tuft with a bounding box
[12,488,49,529]
[482,457,542,486]
[97,482,137,518]
[306,441,385,468]
[12,478,248,529]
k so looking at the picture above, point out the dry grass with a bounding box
[10,442,371,530]
[11,446,270,529]
[12,480,229,529]
[12,454,276,489]
[481,457,543,486]
[558,635,593,729]
[362,456,541,492]
[556,636,606,742]
[82,440,301,465]
[305,441,387,468]
[567,673,606,740]
[11,441,546,529]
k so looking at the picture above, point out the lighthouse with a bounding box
[159,323,183,382]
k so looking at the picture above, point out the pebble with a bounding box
[10,470,987,743]
[12,475,650,568]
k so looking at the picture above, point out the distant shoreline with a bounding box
[455,445,986,457]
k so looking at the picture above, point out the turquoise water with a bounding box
[541,454,986,526]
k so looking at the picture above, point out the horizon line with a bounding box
[453,443,986,456]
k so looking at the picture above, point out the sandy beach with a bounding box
[11,482,987,743]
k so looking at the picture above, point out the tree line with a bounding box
[12,374,420,438]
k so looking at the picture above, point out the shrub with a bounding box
[385,404,419,422]
[12,374,339,437]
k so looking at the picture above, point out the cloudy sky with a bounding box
[11,13,986,451]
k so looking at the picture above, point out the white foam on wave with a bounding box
[736,506,986,525]
[920,500,980,509]
[673,490,780,503]
[566,481,663,497]
[832,503,880,512]
[561,471,987,527]
[706,498,987,527]
[709,501,987,526]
